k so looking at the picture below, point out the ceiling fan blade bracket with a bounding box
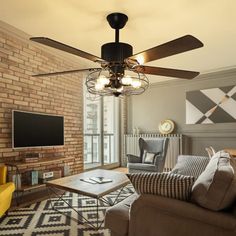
[124,58,140,70]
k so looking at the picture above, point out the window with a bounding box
[83,89,119,169]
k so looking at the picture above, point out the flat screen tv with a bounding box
[13,110,64,148]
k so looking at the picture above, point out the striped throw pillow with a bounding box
[127,172,195,201]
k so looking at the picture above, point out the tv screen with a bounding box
[13,110,64,148]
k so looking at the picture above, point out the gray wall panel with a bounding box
[127,68,236,155]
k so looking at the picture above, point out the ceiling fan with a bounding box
[30,12,203,97]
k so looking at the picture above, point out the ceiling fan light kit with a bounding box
[30,12,204,97]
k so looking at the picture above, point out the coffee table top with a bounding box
[46,169,130,198]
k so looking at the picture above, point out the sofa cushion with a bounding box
[192,150,236,211]
[171,155,210,179]
[127,172,195,201]
[131,194,236,234]
[105,193,138,236]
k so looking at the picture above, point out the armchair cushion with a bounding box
[127,163,157,173]
[127,172,195,201]
[192,150,236,211]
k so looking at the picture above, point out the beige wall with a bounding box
[128,69,236,155]
[0,22,84,174]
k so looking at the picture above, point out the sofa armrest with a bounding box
[0,165,7,185]
[153,154,165,171]
[129,194,236,236]
[0,182,15,217]
[105,193,138,236]
[127,154,141,163]
[0,182,15,199]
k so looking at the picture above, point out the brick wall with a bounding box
[0,24,84,175]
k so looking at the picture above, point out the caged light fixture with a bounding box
[85,66,149,97]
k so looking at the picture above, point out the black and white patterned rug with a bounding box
[0,186,133,236]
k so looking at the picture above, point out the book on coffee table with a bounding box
[80,177,113,184]
[80,178,97,184]
[89,177,113,184]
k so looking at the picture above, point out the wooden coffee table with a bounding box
[46,169,130,229]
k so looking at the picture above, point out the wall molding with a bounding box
[182,129,236,133]
[190,136,236,140]
[184,133,236,138]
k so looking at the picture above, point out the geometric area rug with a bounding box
[0,185,133,236]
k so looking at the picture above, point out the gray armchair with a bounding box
[127,137,169,173]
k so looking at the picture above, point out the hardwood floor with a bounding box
[114,167,128,173]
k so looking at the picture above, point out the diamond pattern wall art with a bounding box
[186,85,236,124]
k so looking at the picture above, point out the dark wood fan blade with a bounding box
[135,66,199,79]
[32,68,101,77]
[127,35,203,64]
[30,37,104,62]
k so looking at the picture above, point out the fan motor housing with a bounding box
[101,42,133,62]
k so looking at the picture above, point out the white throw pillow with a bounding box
[142,150,160,164]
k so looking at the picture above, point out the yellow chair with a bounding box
[0,165,15,217]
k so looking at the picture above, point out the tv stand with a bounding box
[5,156,74,205]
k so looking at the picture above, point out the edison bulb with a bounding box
[131,80,141,88]
[95,82,104,91]
[121,75,132,85]
[97,75,109,85]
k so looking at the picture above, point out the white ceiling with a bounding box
[1,0,236,83]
